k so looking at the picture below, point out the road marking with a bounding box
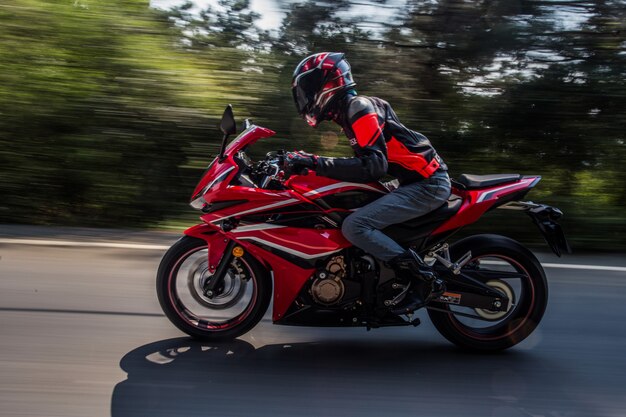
[480,260,626,273]
[541,263,626,272]
[0,307,164,317]
[0,238,625,272]
[0,238,169,250]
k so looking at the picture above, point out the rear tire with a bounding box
[157,236,272,341]
[428,234,548,351]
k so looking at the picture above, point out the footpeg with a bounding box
[452,251,472,275]
[429,244,472,275]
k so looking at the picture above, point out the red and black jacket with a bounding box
[316,95,447,185]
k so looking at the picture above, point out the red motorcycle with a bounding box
[157,105,570,351]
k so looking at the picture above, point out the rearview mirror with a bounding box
[220,105,236,136]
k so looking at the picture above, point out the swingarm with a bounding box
[425,244,510,312]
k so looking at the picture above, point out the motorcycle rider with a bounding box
[287,52,451,314]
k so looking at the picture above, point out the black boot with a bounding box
[388,249,445,315]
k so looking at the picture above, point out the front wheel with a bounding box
[157,236,272,340]
[428,234,548,351]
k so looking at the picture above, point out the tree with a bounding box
[0,0,214,225]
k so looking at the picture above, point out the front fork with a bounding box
[183,224,235,299]
[202,240,237,298]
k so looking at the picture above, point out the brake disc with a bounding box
[186,257,248,310]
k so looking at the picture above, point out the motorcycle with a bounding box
[157,105,570,351]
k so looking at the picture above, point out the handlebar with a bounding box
[250,150,286,189]
[246,149,310,189]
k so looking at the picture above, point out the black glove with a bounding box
[284,150,317,175]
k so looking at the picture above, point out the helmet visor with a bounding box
[292,67,323,115]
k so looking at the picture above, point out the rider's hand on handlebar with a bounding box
[283,151,317,176]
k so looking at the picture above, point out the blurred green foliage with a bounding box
[0,0,624,250]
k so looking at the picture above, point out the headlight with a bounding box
[189,166,236,210]
[190,195,206,210]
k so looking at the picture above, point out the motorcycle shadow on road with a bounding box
[111,337,587,417]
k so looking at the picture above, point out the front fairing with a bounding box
[190,125,276,207]
[225,125,275,155]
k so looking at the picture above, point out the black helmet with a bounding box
[291,52,356,127]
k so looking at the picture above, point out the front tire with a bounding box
[428,234,548,351]
[157,236,272,341]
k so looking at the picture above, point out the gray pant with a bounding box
[341,171,452,261]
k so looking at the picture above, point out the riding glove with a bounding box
[284,151,317,175]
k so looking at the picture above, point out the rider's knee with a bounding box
[342,213,368,243]
[341,214,358,242]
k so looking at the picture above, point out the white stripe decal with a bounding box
[237,236,341,260]
[211,198,299,223]
[476,180,531,203]
[303,182,384,198]
[231,224,287,233]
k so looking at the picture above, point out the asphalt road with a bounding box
[0,230,625,417]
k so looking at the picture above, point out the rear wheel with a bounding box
[428,234,548,351]
[157,236,271,340]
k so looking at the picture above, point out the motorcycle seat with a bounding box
[457,173,521,189]
[403,195,463,228]
[383,196,463,244]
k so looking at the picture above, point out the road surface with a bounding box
[0,228,625,417]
